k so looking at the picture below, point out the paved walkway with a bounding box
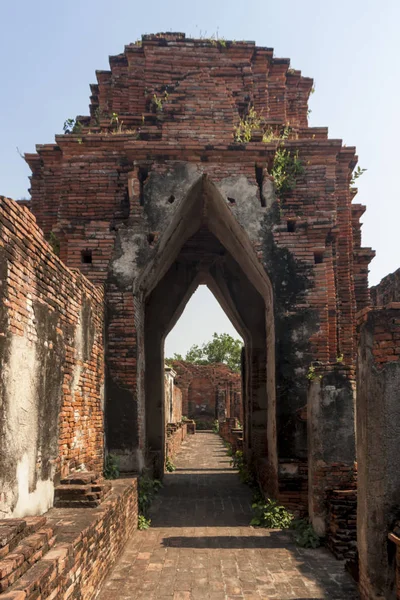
[98,432,358,599]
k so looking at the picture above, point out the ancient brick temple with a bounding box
[171,361,242,425]
[3,32,399,600]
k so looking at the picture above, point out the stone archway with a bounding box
[136,175,277,495]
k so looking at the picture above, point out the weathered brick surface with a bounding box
[172,362,242,425]
[0,196,104,516]
[357,302,400,599]
[166,423,188,461]
[327,490,357,560]
[0,479,138,599]
[370,267,400,306]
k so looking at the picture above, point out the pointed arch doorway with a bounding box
[135,174,278,496]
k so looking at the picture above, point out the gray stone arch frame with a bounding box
[135,175,278,493]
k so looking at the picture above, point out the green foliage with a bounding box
[234,108,292,144]
[336,353,344,363]
[271,147,304,198]
[231,450,255,486]
[63,118,83,134]
[167,333,242,373]
[234,107,263,143]
[181,415,190,422]
[151,91,169,112]
[212,420,220,434]
[138,472,162,519]
[291,518,321,548]
[250,498,294,529]
[197,30,227,47]
[195,420,212,430]
[110,112,124,133]
[47,231,60,257]
[307,365,322,381]
[165,456,176,472]
[104,454,120,480]
[350,166,367,188]
[224,441,234,457]
[138,514,151,530]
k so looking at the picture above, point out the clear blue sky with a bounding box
[1,0,399,356]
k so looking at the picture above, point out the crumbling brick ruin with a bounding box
[0,31,399,600]
[170,361,242,425]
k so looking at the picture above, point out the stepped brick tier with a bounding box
[170,361,242,426]
[0,479,138,599]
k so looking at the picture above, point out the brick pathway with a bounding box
[98,432,358,599]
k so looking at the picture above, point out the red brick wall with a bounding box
[171,362,242,424]
[166,423,188,461]
[0,196,104,517]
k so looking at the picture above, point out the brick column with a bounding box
[357,305,400,599]
[308,365,356,536]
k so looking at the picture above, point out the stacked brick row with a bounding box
[0,517,55,594]
[278,460,308,514]
[0,196,104,483]
[357,305,400,367]
[165,423,188,461]
[0,480,138,600]
[171,361,242,423]
[370,267,400,306]
[327,490,357,560]
[88,33,312,139]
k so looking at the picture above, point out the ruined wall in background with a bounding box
[370,267,400,306]
[164,366,182,424]
[171,361,242,426]
[0,197,104,518]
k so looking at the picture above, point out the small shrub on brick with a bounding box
[292,518,321,548]
[165,456,176,472]
[250,498,294,529]
[104,453,120,479]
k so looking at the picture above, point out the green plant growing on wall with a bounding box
[110,112,124,133]
[291,518,321,548]
[234,107,263,143]
[212,420,220,434]
[306,365,322,381]
[47,231,60,256]
[104,454,120,480]
[350,166,367,190]
[231,450,254,486]
[271,147,304,198]
[137,471,162,529]
[151,91,169,112]
[138,514,151,529]
[250,498,294,528]
[165,456,176,472]
[63,118,84,134]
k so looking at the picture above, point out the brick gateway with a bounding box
[1,32,399,600]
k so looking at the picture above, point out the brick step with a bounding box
[60,471,98,485]
[0,518,47,561]
[0,527,56,593]
[54,480,112,508]
[4,546,65,600]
